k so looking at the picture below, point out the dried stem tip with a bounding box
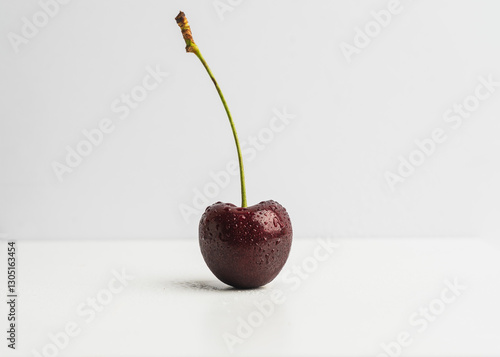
[175,11,197,53]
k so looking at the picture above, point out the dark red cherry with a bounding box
[199,200,293,289]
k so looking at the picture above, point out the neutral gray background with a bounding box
[1,0,500,240]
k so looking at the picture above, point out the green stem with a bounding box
[175,11,247,207]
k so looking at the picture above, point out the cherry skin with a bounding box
[199,200,293,289]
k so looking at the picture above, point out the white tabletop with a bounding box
[1,237,499,357]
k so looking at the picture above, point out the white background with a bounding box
[1,0,499,240]
[1,1,500,357]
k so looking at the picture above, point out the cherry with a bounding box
[200,201,292,289]
[175,11,293,289]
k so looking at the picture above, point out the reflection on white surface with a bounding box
[1,238,499,356]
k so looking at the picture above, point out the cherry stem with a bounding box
[176,11,247,207]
